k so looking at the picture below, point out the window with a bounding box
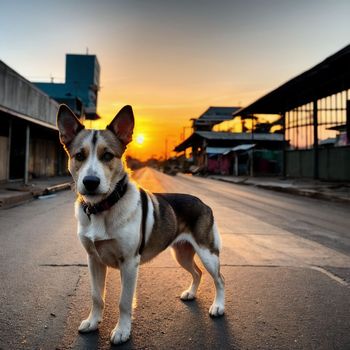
[285,90,348,149]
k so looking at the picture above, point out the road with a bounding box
[0,167,349,350]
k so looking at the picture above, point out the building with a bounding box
[174,130,284,175]
[174,103,284,175]
[0,60,65,183]
[34,54,100,120]
[232,44,350,181]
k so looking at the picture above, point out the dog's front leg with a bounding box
[110,256,140,345]
[79,255,107,333]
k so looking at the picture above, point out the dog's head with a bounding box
[57,105,134,201]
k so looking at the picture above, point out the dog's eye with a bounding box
[75,152,86,162]
[102,152,114,162]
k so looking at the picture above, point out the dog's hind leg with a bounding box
[195,244,225,317]
[190,223,225,317]
[172,242,202,300]
[79,255,107,332]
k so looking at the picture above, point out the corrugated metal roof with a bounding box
[174,131,283,152]
[198,106,241,120]
[206,147,233,154]
[231,144,256,152]
[206,144,256,155]
[196,131,283,141]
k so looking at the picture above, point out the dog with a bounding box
[57,104,225,345]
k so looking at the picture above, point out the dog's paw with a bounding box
[110,325,131,345]
[209,303,225,317]
[78,319,99,333]
[180,290,196,301]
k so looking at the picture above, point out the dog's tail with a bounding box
[212,221,222,253]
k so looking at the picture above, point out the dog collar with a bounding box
[79,174,128,219]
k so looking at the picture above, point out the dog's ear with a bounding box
[56,104,85,147]
[107,105,134,145]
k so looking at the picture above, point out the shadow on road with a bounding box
[72,294,237,350]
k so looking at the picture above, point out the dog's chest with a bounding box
[78,208,142,267]
[94,239,124,268]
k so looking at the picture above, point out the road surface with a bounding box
[0,167,349,350]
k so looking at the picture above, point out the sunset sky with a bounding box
[1,0,350,160]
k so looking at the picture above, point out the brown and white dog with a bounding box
[57,104,225,345]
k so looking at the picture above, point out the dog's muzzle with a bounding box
[83,176,100,192]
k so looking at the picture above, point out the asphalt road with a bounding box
[0,168,349,350]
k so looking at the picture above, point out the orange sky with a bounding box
[91,81,256,160]
[1,1,349,161]
[87,38,266,160]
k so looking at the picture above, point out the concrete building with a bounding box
[35,54,100,120]
[0,60,65,183]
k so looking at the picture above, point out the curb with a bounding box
[0,192,33,209]
[43,182,72,195]
[0,181,72,209]
[210,177,350,204]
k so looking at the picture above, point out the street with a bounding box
[1,167,350,350]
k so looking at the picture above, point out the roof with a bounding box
[196,131,283,141]
[174,131,283,152]
[0,60,59,128]
[233,44,350,116]
[193,106,241,128]
[198,106,241,120]
[327,124,346,132]
[207,144,255,155]
[206,147,233,154]
[231,144,256,152]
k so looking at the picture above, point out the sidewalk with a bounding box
[0,176,73,209]
[209,175,350,204]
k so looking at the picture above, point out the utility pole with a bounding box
[164,138,168,160]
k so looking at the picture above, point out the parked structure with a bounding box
[35,54,100,120]
[174,104,285,175]
[232,44,350,181]
[174,130,284,175]
[0,60,64,183]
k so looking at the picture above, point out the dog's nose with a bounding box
[83,176,100,192]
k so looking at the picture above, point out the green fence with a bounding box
[286,146,350,181]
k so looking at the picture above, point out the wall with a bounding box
[0,61,58,126]
[253,150,282,175]
[285,150,313,178]
[318,147,350,181]
[286,148,350,180]
[0,136,8,181]
[207,156,231,175]
[29,139,57,178]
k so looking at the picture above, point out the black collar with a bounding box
[79,174,128,219]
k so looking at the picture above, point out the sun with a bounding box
[135,134,145,145]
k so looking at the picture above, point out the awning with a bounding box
[231,144,256,152]
[206,147,233,155]
[206,144,256,156]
